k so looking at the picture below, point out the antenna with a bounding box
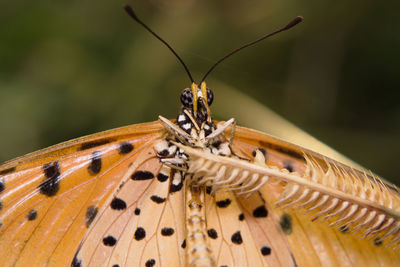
[124,5,195,83]
[201,16,303,82]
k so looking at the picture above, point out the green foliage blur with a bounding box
[0,0,399,183]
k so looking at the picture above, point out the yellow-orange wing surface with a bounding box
[0,121,179,266]
[230,125,400,266]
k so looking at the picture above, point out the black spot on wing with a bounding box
[158,149,169,157]
[161,227,175,236]
[212,140,222,149]
[88,151,102,175]
[339,225,349,233]
[134,227,146,240]
[85,206,98,228]
[261,245,271,256]
[27,210,37,220]
[103,235,117,246]
[0,179,4,193]
[71,258,82,267]
[280,213,293,235]
[118,142,134,154]
[283,161,294,172]
[157,173,169,182]
[71,244,82,267]
[207,228,218,239]
[238,213,244,221]
[134,208,141,215]
[259,141,304,160]
[112,265,119,267]
[253,205,268,218]
[0,167,16,175]
[0,200,2,210]
[231,231,243,244]
[131,171,154,180]
[43,162,60,178]
[216,198,231,208]
[79,139,112,151]
[206,186,212,195]
[39,161,60,197]
[145,259,156,267]
[0,180,4,194]
[374,237,383,246]
[71,256,81,267]
[181,239,186,248]
[110,197,127,210]
[151,195,166,204]
[252,147,267,158]
[170,182,183,193]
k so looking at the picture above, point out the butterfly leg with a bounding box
[158,115,192,145]
[205,118,235,144]
[205,118,252,161]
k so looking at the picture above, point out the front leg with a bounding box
[205,118,235,144]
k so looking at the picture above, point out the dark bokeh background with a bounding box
[1,0,399,183]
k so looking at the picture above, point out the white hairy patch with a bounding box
[178,114,186,122]
[154,140,169,153]
[182,123,191,130]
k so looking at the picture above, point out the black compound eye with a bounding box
[206,88,214,106]
[180,88,193,108]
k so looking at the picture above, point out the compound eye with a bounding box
[206,88,214,106]
[180,88,193,108]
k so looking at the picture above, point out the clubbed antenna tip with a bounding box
[124,5,137,20]
[284,16,303,30]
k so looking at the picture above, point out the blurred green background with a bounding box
[0,0,399,184]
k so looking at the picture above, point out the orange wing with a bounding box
[0,121,166,266]
[205,190,269,266]
[74,156,186,267]
[231,125,400,266]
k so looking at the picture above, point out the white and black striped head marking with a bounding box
[178,82,215,136]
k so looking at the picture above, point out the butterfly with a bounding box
[1,5,399,267]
